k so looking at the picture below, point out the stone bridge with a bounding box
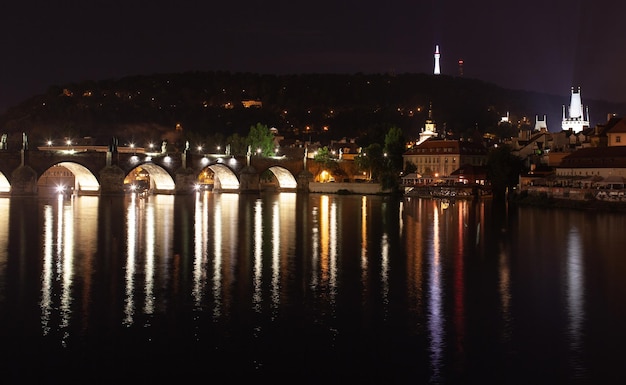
[0,145,313,196]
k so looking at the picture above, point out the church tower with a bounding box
[561,87,589,133]
[417,102,438,145]
[434,45,441,75]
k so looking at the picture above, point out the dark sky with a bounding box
[1,0,625,114]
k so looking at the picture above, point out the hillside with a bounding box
[1,71,625,149]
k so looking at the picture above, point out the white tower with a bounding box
[434,45,441,75]
[534,115,548,132]
[561,87,589,133]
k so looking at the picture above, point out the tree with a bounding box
[313,146,337,170]
[246,122,275,156]
[383,126,405,175]
[226,133,247,156]
[355,143,384,181]
[486,144,524,200]
[404,161,417,175]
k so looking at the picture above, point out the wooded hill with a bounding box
[1,71,624,149]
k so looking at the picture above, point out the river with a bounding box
[0,192,624,384]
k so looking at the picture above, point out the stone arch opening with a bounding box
[0,172,10,193]
[38,162,100,195]
[268,166,298,189]
[206,164,240,191]
[125,163,175,193]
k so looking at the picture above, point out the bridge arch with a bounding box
[38,162,100,194]
[0,172,10,193]
[207,164,240,191]
[266,166,298,189]
[125,163,176,193]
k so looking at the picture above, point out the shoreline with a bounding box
[510,193,626,212]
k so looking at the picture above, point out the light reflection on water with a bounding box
[566,226,586,377]
[0,199,7,303]
[428,200,444,383]
[1,194,625,383]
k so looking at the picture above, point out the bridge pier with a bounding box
[175,167,197,194]
[297,170,313,192]
[99,165,126,195]
[10,165,38,196]
[239,166,260,193]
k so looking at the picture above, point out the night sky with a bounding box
[1,0,625,114]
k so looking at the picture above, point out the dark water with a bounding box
[0,192,625,384]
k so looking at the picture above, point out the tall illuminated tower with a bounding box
[434,45,441,75]
[561,87,589,133]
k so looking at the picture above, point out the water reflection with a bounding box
[453,201,466,361]
[404,197,424,322]
[0,199,7,303]
[566,226,586,377]
[253,198,263,312]
[124,194,174,326]
[193,191,208,308]
[39,195,98,342]
[428,200,444,382]
[124,194,137,325]
[2,194,625,383]
[361,196,368,297]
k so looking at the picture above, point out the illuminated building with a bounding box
[402,139,488,182]
[561,87,589,133]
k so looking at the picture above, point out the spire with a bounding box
[434,45,441,75]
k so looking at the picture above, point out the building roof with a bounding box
[606,117,626,134]
[449,164,488,177]
[559,146,626,168]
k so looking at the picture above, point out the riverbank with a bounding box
[308,181,393,195]
[511,192,626,212]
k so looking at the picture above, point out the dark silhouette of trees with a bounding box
[2,71,624,150]
[486,144,525,200]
